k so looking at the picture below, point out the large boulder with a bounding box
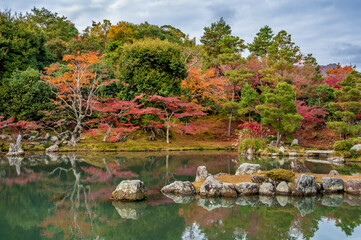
[259,183,275,196]
[293,174,317,196]
[7,135,24,156]
[276,181,291,195]
[235,163,261,175]
[200,176,223,197]
[322,177,344,193]
[161,181,196,195]
[345,180,361,194]
[195,166,208,181]
[235,182,259,195]
[220,183,238,197]
[112,180,146,201]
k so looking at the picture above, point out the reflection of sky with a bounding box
[182,222,207,240]
[312,218,361,240]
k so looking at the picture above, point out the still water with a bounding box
[1,152,361,240]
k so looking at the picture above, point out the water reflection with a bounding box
[0,152,361,240]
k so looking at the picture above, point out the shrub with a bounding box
[267,147,276,153]
[264,169,295,182]
[238,137,266,153]
[350,138,361,146]
[333,140,352,151]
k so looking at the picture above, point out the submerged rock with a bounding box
[112,180,146,201]
[200,176,223,197]
[322,177,344,193]
[293,174,317,196]
[195,166,208,181]
[235,182,259,195]
[161,181,196,195]
[259,183,275,196]
[345,180,361,195]
[235,163,261,175]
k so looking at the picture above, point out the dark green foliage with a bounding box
[333,140,353,151]
[238,137,266,153]
[256,82,303,146]
[248,25,274,57]
[264,169,295,182]
[0,11,54,79]
[0,68,54,120]
[111,38,187,100]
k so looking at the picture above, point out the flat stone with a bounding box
[259,182,275,196]
[322,177,344,193]
[112,180,146,201]
[161,181,196,195]
[235,163,261,175]
[345,180,361,195]
[351,144,361,151]
[235,182,259,195]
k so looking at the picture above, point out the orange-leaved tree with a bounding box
[42,52,115,146]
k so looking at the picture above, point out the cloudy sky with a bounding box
[2,0,361,69]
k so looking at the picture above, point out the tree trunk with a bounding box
[166,126,170,144]
[276,132,282,147]
[227,110,233,137]
[69,122,82,147]
[103,126,112,142]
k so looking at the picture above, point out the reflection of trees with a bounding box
[41,155,95,239]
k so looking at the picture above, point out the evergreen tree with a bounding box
[238,83,259,122]
[248,25,274,57]
[327,71,361,139]
[256,82,303,146]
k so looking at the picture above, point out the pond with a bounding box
[1,152,361,240]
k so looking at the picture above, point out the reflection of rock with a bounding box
[235,182,259,195]
[7,156,24,175]
[235,163,261,175]
[112,201,146,220]
[221,183,237,197]
[112,180,147,201]
[276,181,291,195]
[46,153,60,162]
[200,176,223,197]
[236,196,260,206]
[276,195,289,206]
[195,166,208,181]
[290,160,310,173]
[329,170,339,175]
[345,180,361,195]
[293,174,317,196]
[293,196,317,217]
[7,135,24,156]
[259,183,275,196]
[162,193,195,204]
[345,194,361,206]
[161,181,196,195]
[321,194,344,207]
[259,195,276,206]
[197,197,235,211]
[322,177,344,193]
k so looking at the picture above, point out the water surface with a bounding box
[1,152,361,240]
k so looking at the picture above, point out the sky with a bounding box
[2,0,361,69]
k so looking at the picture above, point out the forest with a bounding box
[0,7,360,153]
